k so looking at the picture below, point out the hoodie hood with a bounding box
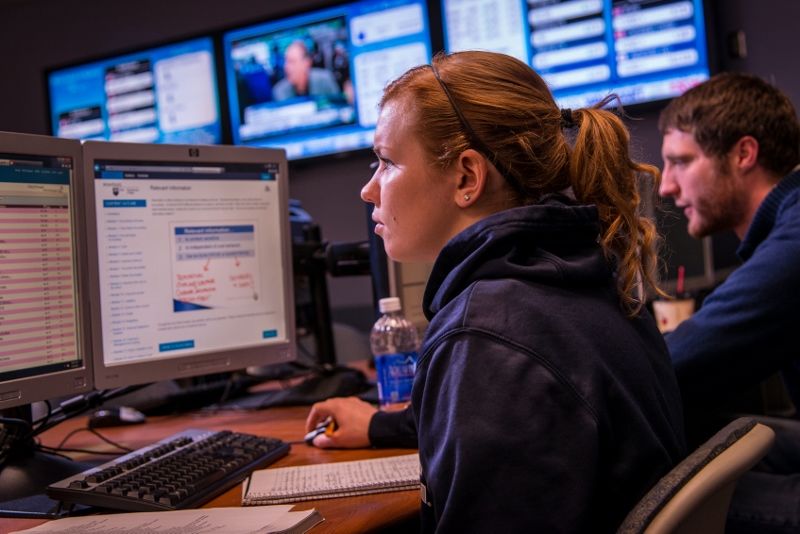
[423,195,612,319]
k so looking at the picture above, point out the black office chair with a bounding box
[617,417,775,534]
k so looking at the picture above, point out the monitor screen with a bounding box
[710,231,741,284]
[442,0,712,108]
[656,200,713,294]
[222,0,433,160]
[82,141,296,390]
[47,37,222,145]
[0,132,92,410]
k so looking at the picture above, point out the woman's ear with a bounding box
[453,148,489,207]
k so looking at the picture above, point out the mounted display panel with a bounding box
[442,0,713,108]
[47,37,222,145]
[222,0,433,160]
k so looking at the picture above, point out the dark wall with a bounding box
[0,0,797,330]
[712,0,800,107]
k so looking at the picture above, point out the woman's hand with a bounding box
[305,396,378,448]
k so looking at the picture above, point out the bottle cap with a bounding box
[378,297,401,313]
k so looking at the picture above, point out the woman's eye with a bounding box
[371,158,394,172]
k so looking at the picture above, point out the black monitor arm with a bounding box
[292,224,371,367]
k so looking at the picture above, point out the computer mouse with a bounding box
[88,406,147,428]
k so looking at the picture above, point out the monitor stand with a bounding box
[222,364,371,410]
[0,406,98,518]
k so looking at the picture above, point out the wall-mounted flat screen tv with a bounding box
[47,37,222,145]
[442,0,713,108]
[223,0,433,160]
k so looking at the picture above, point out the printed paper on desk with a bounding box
[9,505,323,534]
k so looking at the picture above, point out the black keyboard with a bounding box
[46,429,289,512]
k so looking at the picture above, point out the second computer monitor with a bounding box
[0,132,92,410]
[82,141,296,390]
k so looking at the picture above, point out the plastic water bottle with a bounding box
[370,297,419,410]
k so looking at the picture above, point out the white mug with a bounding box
[652,298,695,333]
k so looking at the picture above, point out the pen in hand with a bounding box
[304,416,337,444]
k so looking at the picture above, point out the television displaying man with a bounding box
[272,40,340,101]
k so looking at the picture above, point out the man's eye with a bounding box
[667,158,687,168]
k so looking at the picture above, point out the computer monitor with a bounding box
[710,231,741,284]
[655,199,714,295]
[47,37,222,145]
[384,260,432,335]
[441,0,713,109]
[363,204,431,334]
[222,0,433,160]
[81,141,296,390]
[0,132,92,412]
[0,131,95,514]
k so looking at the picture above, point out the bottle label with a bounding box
[375,351,418,405]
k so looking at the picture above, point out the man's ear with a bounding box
[453,149,489,207]
[732,135,759,173]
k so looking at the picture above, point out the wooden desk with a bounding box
[1,405,418,534]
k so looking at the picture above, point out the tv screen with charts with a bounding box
[47,37,222,145]
[223,0,433,160]
[81,141,296,389]
[441,0,712,108]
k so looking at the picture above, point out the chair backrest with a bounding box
[617,417,775,534]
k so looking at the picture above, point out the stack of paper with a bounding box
[10,505,322,534]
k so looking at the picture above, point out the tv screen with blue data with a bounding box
[442,0,712,109]
[222,0,433,160]
[47,37,222,145]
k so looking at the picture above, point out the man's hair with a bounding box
[659,72,800,177]
[286,40,310,59]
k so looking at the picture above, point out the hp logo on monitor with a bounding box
[189,148,200,157]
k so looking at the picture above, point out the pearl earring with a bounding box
[464,194,471,201]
